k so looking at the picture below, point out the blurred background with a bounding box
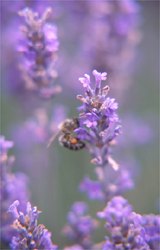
[1,0,159,247]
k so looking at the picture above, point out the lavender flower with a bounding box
[12,105,66,169]
[63,202,98,249]
[81,0,141,99]
[61,0,140,100]
[76,70,120,168]
[74,70,135,203]
[18,7,61,98]
[142,215,160,250]
[8,200,57,250]
[15,106,66,145]
[79,177,104,201]
[0,136,29,245]
[97,196,151,250]
[118,116,153,147]
[79,166,134,202]
[1,0,49,25]
[64,245,84,250]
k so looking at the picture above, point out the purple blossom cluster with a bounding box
[61,0,140,100]
[63,202,98,249]
[84,0,141,85]
[18,7,61,98]
[79,166,134,202]
[8,200,57,250]
[0,136,29,245]
[142,215,160,249]
[12,106,66,170]
[14,105,66,146]
[98,196,160,250]
[75,70,134,202]
[76,70,121,167]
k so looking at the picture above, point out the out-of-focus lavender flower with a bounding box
[15,105,65,144]
[64,245,84,250]
[18,7,61,98]
[0,136,29,245]
[1,1,61,99]
[61,1,140,99]
[1,0,42,25]
[12,105,66,176]
[79,177,104,201]
[8,200,57,250]
[79,165,134,202]
[81,0,141,99]
[142,215,160,250]
[97,196,151,250]
[118,116,153,147]
[63,202,98,249]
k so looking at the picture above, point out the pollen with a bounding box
[70,138,78,144]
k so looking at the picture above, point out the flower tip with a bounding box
[103,85,109,90]
[18,7,31,17]
[76,95,87,104]
[97,211,105,219]
[78,77,83,82]
[108,156,119,171]
[42,7,53,21]
[92,69,107,81]
[91,156,102,165]
[8,200,20,218]
[92,69,98,75]
[9,200,20,210]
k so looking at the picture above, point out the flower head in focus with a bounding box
[76,70,121,170]
[75,70,135,203]
[8,200,57,250]
[0,136,29,245]
[18,7,61,98]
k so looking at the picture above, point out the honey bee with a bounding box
[47,118,85,150]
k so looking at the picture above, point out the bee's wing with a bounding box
[47,130,60,148]
[47,121,65,148]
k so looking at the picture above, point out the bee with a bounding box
[47,118,85,150]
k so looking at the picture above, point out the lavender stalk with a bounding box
[8,200,57,250]
[63,202,98,249]
[0,136,29,246]
[75,70,133,202]
[18,7,61,99]
[97,196,160,250]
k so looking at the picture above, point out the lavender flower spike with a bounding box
[76,70,135,202]
[8,200,57,250]
[142,214,160,250]
[0,136,29,246]
[76,70,120,170]
[18,7,61,98]
[63,202,98,249]
[82,0,141,99]
[79,166,134,202]
[97,196,151,250]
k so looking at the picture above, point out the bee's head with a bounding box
[60,118,79,133]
